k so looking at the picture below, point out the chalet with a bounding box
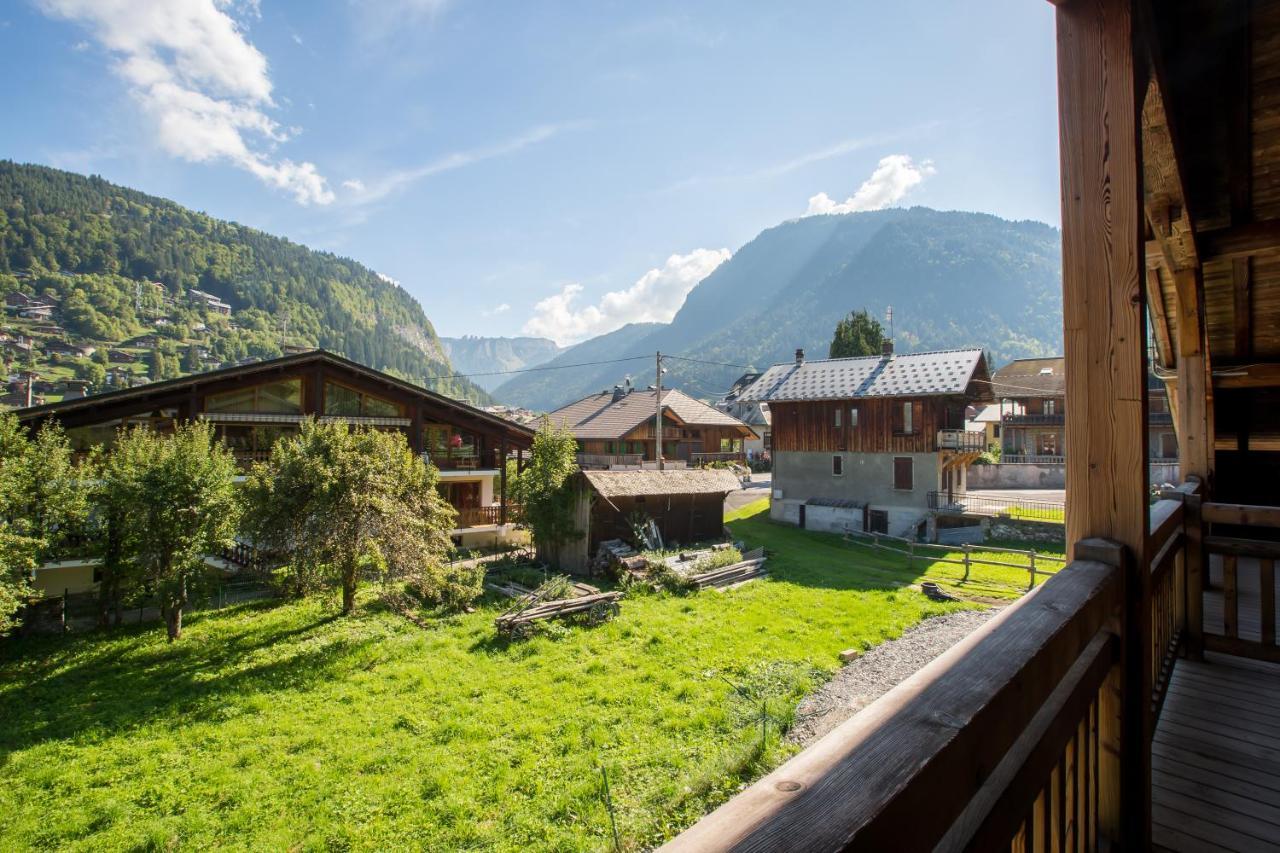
[4,292,36,309]
[550,468,743,574]
[13,350,535,548]
[667,2,1280,850]
[548,384,756,469]
[994,357,1178,465]
[736,345,991,537]
[715,372,772,460]
[107,348,139,364]
[188,288,232,315]
[16,303,55,321]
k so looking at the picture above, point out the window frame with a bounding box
[893,456,914,491]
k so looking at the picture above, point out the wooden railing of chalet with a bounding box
[1200,500,1280,663]
[454,505,512,528]
[936,428,987,451]
[576,453,644,468]
[666,482,1206,851]
[690,451,747,465]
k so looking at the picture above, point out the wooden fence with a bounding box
[843,527,1067,591]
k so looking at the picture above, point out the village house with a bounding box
[547,383,756,469]
[187,288,232,315]
[715,372,772,461]
[735,344,992,537]
[993,356,1177,467]
[13,350,535,550]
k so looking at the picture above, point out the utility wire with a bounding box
[423,354,651,382]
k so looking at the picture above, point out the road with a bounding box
[963,488,1065,505]
[726,473,772,513]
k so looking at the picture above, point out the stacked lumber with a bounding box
[495,590,623,638]
[486,579,599,599]
[593,539,648,577]
[688,556,768,590]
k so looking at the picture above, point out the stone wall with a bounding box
[967,463,1066,489]
[987,516,1067,545]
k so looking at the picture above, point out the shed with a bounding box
[553,468,742,574]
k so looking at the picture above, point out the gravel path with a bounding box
[788,608,1000,748]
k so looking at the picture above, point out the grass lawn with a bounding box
[0,501,1054,851]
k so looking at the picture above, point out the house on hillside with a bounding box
[736,344,992,537]
[551,468,743,574]
[716,373,772,460]
[993,357,1177,467]
[188,288,232,315]
[13,350,535,554]
[548,383,757,469]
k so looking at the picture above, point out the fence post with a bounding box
[907,540,914,566]
[962,545,971,581]
[62,588,68,634]
[1028,552,1037,591]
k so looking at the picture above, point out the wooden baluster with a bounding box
[1224,555,1238,639]
[1262,558,1276,648]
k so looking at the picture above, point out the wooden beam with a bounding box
[1056,1,1149,845]
[1196,219,1280,262]
[1214,362,1280,389]
[1233,257,1252,359]
[1140,65,1197,271]
[1228,0,1253,226]
[1145,268,1173,368]
[1174,268,1211,484]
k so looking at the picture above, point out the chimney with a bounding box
[795,348,805,365]
[882,339,894,357]
[611,385,626,403]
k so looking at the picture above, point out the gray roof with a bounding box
[548,388,753,440]
[582,468,742,498]
[990,357,1065,399]
[736,349,987,403]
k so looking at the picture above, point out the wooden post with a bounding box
[61,588,68,634]
[1183,492,1205,658]
[1029,552,1037,592]
[499,437,509,526]
[1055,0,1149,847]
[962,544,971,582]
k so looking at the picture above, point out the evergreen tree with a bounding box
[829,309,887,359]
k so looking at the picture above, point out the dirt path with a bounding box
[788,608,999,748]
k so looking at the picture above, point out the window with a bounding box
[1044,399,1057,416]
[849,407,858,429]
[324,381,404,418]
[832,455,843,476]
[834,408,842,428]
[206,378,302,414]
[869,509,889,534]
[1038,433,1059,456]
[903,402,913,435]
[719,437,743,452]
[893,456,913,491]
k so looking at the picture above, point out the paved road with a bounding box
[963,488,1065,505]
[726,473,772,513]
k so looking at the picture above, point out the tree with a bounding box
[242,420,462,614]
[508,420,583,568]
[0,414,88,633]
[829,309,887,359]
[113,422,241,641]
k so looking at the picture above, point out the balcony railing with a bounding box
[1001,412,1066,425]
[454,504,520,528]
[936,429,986,451]
[429,454,487,471]
[1002,453,1065,464]
[927,490,1065,521]
[576,453,644,469]
[691,451,746,465]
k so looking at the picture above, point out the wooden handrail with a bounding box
[1202,501,1280,527]
[662,556,1121,852]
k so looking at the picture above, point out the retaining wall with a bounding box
[969,461,1182,489]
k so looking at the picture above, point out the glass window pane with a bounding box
[206,387,256,413]
[362,394,401,417]
[258,379,301,413]
[324,382,361,416]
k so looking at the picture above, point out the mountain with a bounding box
[440,335,563,392]
[492,208,1062,411]
[0,161,487,404]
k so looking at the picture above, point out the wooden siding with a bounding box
[770,397,964,454]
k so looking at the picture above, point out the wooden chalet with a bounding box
[12,350,535,545]
[548,384,756,469]
[738,345,992,537]
[664,1,1280,850]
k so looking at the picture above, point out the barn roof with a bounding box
[548,387,752,440]
[581,468,742,498]
[990,357,1066,399]
[736,349,988,403]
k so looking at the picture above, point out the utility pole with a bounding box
[655,351,664,471]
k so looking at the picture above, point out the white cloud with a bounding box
[343,121,586,205]
[804,154,935,217]
[523,248,731,345]
[38,0,334,205]
[482,303,511,317]
[376,272,401,287]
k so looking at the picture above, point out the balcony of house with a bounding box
[690,451,747,465]
[1001,412,1066,426]
[1001,452,1066,464]
[576,452,645,469]
[936,428,987,452]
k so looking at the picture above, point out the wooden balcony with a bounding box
[690,451,746,465]
[575,452,644,469]
[936,428,987,451]
[1002,412,1066,426]
[453,504,519,528]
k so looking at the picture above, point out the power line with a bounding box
[423,354,651,383]
[663,354,757,371]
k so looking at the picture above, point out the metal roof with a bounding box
[736,349,986,402]
[548,388,753,440]
[582,468,742,497]
[989,357,1066,399]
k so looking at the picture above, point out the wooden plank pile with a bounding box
[687,548,768,590]
[486,578,600,599]
[593,539,648,577]
[495,590,623,638]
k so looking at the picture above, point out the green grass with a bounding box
[1001,506,1066,523]
[0,501,1049,851]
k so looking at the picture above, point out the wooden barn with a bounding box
[550,468,742,574]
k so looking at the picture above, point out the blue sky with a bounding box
[0,1,1060,344]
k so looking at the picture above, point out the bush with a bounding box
[690,546,744,574]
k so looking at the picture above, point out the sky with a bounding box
[0,0,1061,346]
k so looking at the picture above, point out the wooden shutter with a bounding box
[894,456,914,490]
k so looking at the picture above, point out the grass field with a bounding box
[0,500,1059,851]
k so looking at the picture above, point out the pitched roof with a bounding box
[12,349,534,439]
[548,388,751,440]
[736,349,987,402]
[990,357,1065,399]
[582,468,742,498]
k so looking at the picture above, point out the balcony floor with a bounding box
[1152,652,1280,852]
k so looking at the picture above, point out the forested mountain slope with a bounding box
[494,208,1062,411]
[0,162,486,403]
